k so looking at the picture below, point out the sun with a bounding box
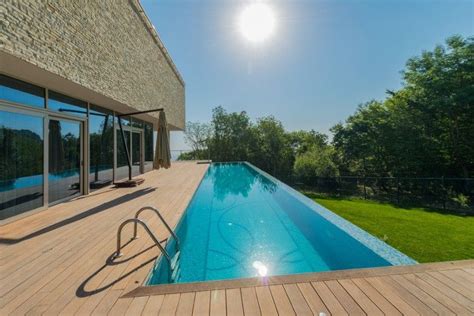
[238,2,276,43]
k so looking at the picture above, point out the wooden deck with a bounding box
[1,161,473,315]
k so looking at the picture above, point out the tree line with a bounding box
[180,35,473,194]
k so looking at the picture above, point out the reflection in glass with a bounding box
[116,129,130,181]
[0,75,45,108]
[132,132,141,177]
[144,122,154,172]
[48,119,81,203]
[89,105,113,189]
[48,91,87,117]
[0,111,44,220]
[131,118,143,128]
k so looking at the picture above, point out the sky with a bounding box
[141,0,474,150]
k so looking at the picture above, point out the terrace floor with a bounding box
[1,161,473,315]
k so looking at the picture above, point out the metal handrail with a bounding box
[134,206,180,251]
[114,218,171,263]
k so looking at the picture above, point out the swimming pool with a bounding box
[147,162,415,285]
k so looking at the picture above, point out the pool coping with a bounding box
[125,259,471,297]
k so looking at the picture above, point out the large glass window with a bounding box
[89,105,114,189]
[0,110,44,220]
[0,75,45,108]
[48,91,87,117]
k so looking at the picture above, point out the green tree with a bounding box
[208,106,255,162]
[294,146,339,184]
[251,116,294,180]
[288,130,328,156]
[332,35,474,178]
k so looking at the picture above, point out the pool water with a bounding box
[148,162,415,285]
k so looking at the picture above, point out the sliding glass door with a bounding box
[115,125,144,181]
[48,118,82,204]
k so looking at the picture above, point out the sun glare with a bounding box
[239,2,276,43]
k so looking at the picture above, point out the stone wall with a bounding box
[1,0,185,129]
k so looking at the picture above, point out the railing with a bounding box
[114,218,171,263]
[294,176,474,213]
[133,206,180,251]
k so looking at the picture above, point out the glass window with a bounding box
[48,91,87,117]
[0,110,44,220]
[89,105,114,189]
[0,75,45,108]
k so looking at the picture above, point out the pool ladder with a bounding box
[113,206,180,277]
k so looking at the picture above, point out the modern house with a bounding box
[0,1,185,223]
[1,2,472,315]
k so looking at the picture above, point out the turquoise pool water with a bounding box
[148,162,415,285]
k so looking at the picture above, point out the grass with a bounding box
[303,192,474,263]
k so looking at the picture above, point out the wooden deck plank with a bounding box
[108,297,133,316]
[464,268,474,275]
[428,271,474,300]
[176,292,196,316]
[210,289,227,316]
[141,295,165,315]
[125,296,149,315]
[370,275,433,315]
[158,293,180,316]
[338,279,384,315]
[296,283,330,315]
[193,291,211,316]
[89,289,123,316]
[391,274,455,315]
[403,273,471,314]
[283,284,312,316]
[325,280,365,315]
[440,269,474,291]
[269,285,295,316]
[311,281,348,315]
[255,286,277,316]
[415,272,473,312]
[226,288,244,316]
[241,287,261,316]
[351,278,402,315]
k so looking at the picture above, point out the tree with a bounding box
[251,116,294,180]
[294,146,339,184]
[288,130,328,156]
[208,106,255,162]
[183,121,211,159]
[331,35,474,178]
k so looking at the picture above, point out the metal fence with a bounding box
[294,176,474,213]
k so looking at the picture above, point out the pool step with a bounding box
[170,251,181,282]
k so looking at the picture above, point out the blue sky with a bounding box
[141,0,473,150]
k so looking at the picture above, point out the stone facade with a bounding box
[1,0,185,129]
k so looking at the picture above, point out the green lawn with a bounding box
[303,192,474,263]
